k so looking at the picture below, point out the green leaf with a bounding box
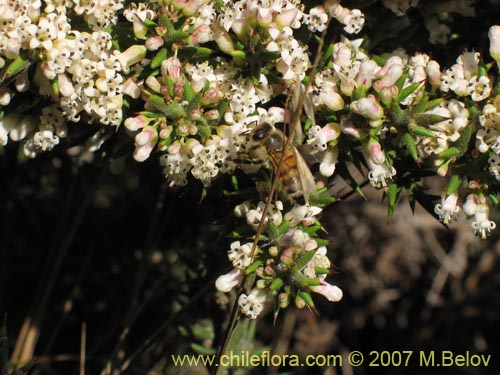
[295,250,316,271]
[183,81,194,102]
[446,175,462,196]
[438,147,460,159]
[269,278,284,291]
[489,193,499,206]
[245,260,263,275]
[297,290,315,308]
[402,133,418,162]
[387,183,402,220]
[352,85,368,100]
[186,91,202,113]
[453,125,472,155]
[150,48,168,69]
[162,101,187,119]
[372,55,387,66]
[1,54,31,83]
[426,98,445,110]
[409,124,436,138]
[398,82,421,103]
[414,95,429,114]
[179,46,213,58]
[395,72,408,92]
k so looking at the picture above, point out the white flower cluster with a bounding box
[216,198,341,319]
[0,0,126,157]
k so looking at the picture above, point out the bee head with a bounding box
[251,122,273,141]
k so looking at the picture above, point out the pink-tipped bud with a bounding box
[124,115,148,131]
[145,36,164,51]
[204,109,219,120]
[350,95,384,120]
[368,139,385,164]
[161,56,182,80]
[123,78,142,99]
[187,24,212,45]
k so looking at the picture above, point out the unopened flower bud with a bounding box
[426,60,441,88]
[204,109,220,120]
[145,75,162,92]
[488,25,500,67]
[368,139,385,164]
[145,36,164,51]
[123,78,142,98]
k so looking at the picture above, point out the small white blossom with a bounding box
[238,288,267,319]
[215,268,243,292]
[467,76,491,101]
[471,204,496,239]
[367,160,397,188]
[227,241,253,269]
[434,193,460,224]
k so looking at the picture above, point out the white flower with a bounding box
[284,205,322,227]
[227,241,253,269]
[302,246,330,280]
[304,6,329,32]
[471,204,496,239]
[367,160,397,188]
[215,268,243,292]
[246,201,283,231]
[160,149,191,187]
[310,282,343,302]
[434,193,460,224]
[467,76,491,101]
[238,288,267,319]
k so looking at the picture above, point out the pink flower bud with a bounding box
[350,95,384,120]
[201,88,223,105]
[135,127,156,146]
[204,109,220,120]
[368,139,385,164]
[356,59,379,88]
[374,63,403,90]
[145,75,162,92]
[124,115,147,131]
[133,143,153,162]
[188,24,212,45]
[123,78,141,99]
[145,36,164,51]
[161,56,182,79]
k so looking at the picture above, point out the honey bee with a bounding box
[246,122,316,205]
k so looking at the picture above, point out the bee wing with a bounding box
[289,83,316,143]
[293,146,317,204]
